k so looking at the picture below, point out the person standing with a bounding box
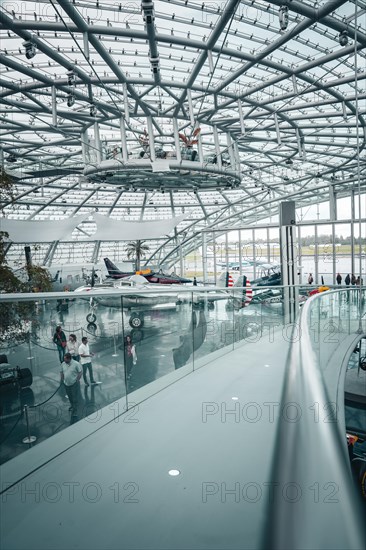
[345,274,350,286]
[67,334,80,362]
[336,273,342,285]
[78,336,97,386]
[124,334,137,379]
[351,274,356,285]
[53,325,67,363]
[308,273,314,284]
[60,353,82,418]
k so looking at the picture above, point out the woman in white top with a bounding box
[67,334,80,362]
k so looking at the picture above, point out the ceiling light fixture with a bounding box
[339,30,348,46]
[67,69,76,86]
[279,6,289,31]
[23,40,36,59]
[67,93,75,107]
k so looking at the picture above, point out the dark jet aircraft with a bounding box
[104,258,192,285]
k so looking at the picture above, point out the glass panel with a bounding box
[122,290,194,400]
[0,294,128,465]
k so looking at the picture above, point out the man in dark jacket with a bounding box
[336,273,342,285]
[345,274,350,286]
[53,325,67,363]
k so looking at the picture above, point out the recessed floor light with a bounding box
[168,469,181,476]
[264,364,270,368]
[232,396,239,401]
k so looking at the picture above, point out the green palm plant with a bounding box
[125,240,150,271]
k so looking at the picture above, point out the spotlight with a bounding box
[23,40,36,59]
[67,69,76,86]
[279,5,289,31]
[339,30,348,46]
[285,158,293,165]
[67,93,75,107]
[90,104,97,117]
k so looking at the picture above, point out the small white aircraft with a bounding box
[74,273,252,328]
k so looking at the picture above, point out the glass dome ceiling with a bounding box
[0,0,365,267]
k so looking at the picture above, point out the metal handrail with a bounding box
[263,288,365,550]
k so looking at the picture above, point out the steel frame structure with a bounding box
[0,0,365,268]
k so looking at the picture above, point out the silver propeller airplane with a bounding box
[74,273,251,328]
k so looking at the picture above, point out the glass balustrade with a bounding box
[0,285,288,464]
[2,285,358,471]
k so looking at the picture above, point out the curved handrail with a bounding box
[263,288,365,550]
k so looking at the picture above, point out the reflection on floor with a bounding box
[0,297,284,464]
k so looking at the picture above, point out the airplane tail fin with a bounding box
[104,257,124,278]
[217,271,235,287]
[232,275,253,308]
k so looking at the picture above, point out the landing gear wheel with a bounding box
[129,314,144,329]
[19,368,33,388]
[87,322,97,332]
[86,313,97,323]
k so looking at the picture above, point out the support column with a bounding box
[226,132,235,167]
[81,130,88,164]
[314,225,319,284]
[120,117,128,161]
[252,229,256,280]
[279,201,298,324]
[233,141,240,173]
[179,241,184,278]
[52,86,57,126]
[94,121,102,164]
[297,225,303,284]
[213,125,222,169]
[146,116,155,161]
[351,190,355,276]
[202,232,208,284]
[197,129,203,162]
[123,83,130,123]
[92,241,101,264]
[225,233,229,270]
[213,233,217,285]
[332,223,336,284]
[173,118,181,162]
[238,230,242,277]
[329,184,337,221]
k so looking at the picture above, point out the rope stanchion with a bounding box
[112,328,118,357]
[26,338,34,360]
[22,404,36,445]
